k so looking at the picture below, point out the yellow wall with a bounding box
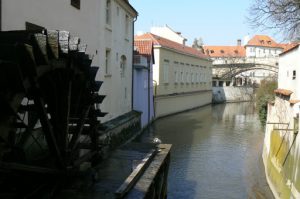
[263,97,300,199]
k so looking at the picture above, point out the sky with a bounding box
[130,0,283,46]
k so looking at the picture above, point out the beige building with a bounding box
[135,33,212,118]
[1,0,137,122]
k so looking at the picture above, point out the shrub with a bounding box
[255,79,277,125]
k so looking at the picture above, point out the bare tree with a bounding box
[249,0,300,40]
[192,37,204,53]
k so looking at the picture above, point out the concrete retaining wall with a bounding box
[263,96,300,198]
[212,86,254,103]
[154,91,212,118]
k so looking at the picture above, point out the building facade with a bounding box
[135,33,212,118]
[133,40,155,128]
[150,25,187,45]
[1,0,137,123]
[204,35,285,85]
[263,44,300,198]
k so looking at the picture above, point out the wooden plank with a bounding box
[0,161,63,175]
[125,144,171,199]
[115,149,157,198]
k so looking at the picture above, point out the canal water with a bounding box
[136,102,274,199]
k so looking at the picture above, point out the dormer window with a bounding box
[234,50,238,54]
[210,50,214,53]
[220,50,224,53]
[260,40,264,44]
[267,41,271,45]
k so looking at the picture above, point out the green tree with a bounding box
[255,79,277,124]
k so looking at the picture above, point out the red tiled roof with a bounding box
[274,89,293,96]
[134,33,209,59]
[278,43,298,52]
[203,46,246,57]
[279,43,299,56]
[246,35,282,48]
[289,99,300,105]
[134,40,153,57]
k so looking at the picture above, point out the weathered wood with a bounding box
[0,161,63,175]
[125,144,172,199]
[115,149,157,198]
[69,36,79,51]
[78,44,87,53]
[47,30,59,59]
[59,30,69,54]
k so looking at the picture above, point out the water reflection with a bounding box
[137,102,273,199]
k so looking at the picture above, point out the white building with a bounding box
[1,0,138,123]
[135,33,212,118]
[150,25,187,45]
[245,35,283,58]
[263,44,300,198]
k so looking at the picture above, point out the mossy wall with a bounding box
[263,97,300,199]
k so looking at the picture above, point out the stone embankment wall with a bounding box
[212,86,254,103]
[263,97,300,199]
[98,111,142,158]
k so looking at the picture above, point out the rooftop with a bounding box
[134,33,209,60]
[203,46,246,58]
[246,35,281,48]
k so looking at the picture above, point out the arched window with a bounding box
[120,55,126,77]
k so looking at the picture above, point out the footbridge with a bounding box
[212,57,278,79]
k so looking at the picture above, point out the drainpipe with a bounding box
[131,15,138,112]
[153,79,158,118]
[147,59,151,126]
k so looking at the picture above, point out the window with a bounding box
[174,71,178,83]
[71,0,80,9]
[181,72,184,83]
[105,49,111,75]
[125,15,129,38]
[120,55,126,77]
[163,60,169,83]
[220,50,225,54]
[186,72,189,83]
[293,70,296,80]
[106,0,111,25]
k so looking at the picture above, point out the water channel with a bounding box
[136,102,274,199]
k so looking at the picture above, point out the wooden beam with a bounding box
[115,149,157,198]
[0,161,63,175]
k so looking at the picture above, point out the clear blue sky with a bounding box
[130,0,282,46]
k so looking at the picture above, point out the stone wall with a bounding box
[98,111,142,158]
[212,86,254,103]
[263,96,300,198]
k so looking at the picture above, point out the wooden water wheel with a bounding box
[0,30,106,198]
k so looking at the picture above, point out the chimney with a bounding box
[237,39,242,46]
